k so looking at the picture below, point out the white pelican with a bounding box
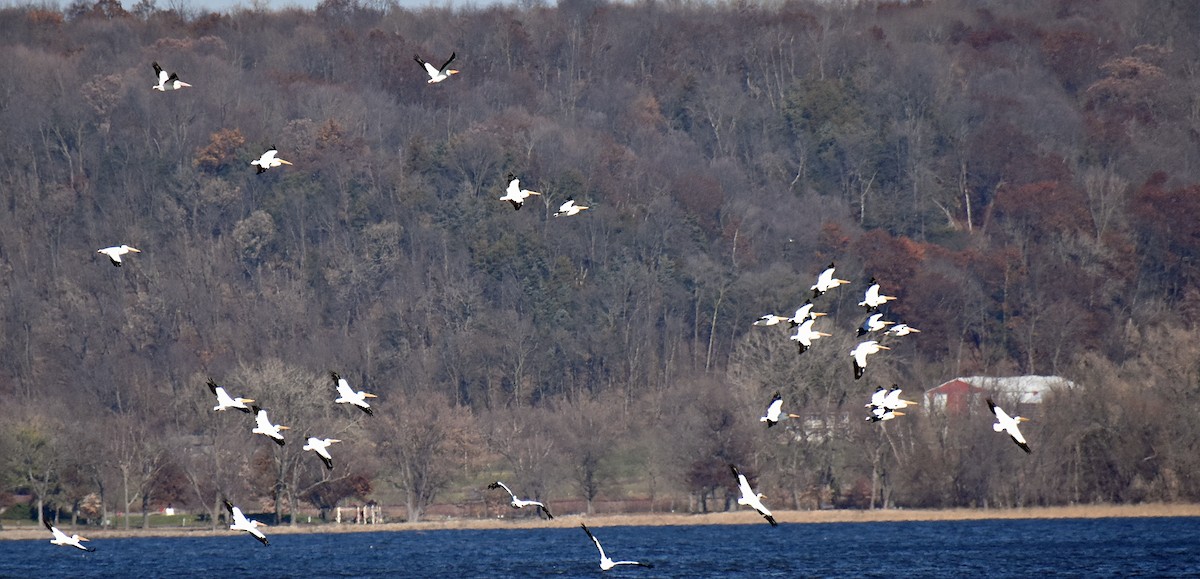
[789,318,831,354]
[415,52,459,83]
[788,300,827,327]
[151,62,191,91]
[223,500,269,546]
[885,323,921,337]
[251,147,292,174]
[883,386,917,410]
[760,391,799,428]
[207,379,254,413]
[810,263,850,298]
[499,174,541,210]
[731,465,777,526]
[251,406,289,446]
[858,277,897,312]
[303,437,341,470]
[97,245,140,267]
[44,518,94,551]
[554,199,589,217]
[581,523,653,570]
[753,313,789,327]
[987,398,1032,453]
[850,340,889,380]
[487,481,554,519]
[866,386,889,410]
[331,371,377,415]
[867,405,903,422]
[857,313,895,336]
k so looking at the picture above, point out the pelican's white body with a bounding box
[97,245,141,266]
[731,466,777,526]
[851,340,889,379]
[332,372,377,414]
[790,318,830,353]
[811,264,850,296]
[252,407,288,444]
[46,520,93,551]
[499,176,541,210]
[859,280,896,311]
[554,199,589,216]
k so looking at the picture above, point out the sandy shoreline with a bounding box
[4,503,1199,541]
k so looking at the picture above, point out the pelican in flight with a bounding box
[866,386,890,410]
[554,199,589,217]
[251,147,292,174]
[760,392,800,428]
[415,52,459,83]
[810,263,850,298]
[859,278,897,312]
[303,437,341,470]
[151,62,191,91]
[788,300,827,327]
[487,481,554,519]
[883,386,917,410]
[857,313,895,336]
[731,465,777,526]
[581,524,653,570]
[97,245,140,267]
[499,174,541,210]
[851,340,889,380]
[331,371,377,415]
[885,323,921,337]
[753,313,789,327]
[251,406,289,446]
[789,318,831,354]
[867,405,903,422]
[44,519,94,551]
[207,379,254,413]
[987,398,1032,453]
[223,500,269,546]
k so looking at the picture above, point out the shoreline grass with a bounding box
[4,503,1200,541]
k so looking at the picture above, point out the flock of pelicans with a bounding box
[751,263,1032,447]
[45,54,1033,572]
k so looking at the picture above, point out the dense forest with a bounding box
[3,0,1200,529]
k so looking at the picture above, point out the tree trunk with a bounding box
[213,492,222,532]
[121,466,131,530]
[405,489,420,523]
[141,494,151,529]
[288,490,297,527]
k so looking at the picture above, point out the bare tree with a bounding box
[370,392,482,522]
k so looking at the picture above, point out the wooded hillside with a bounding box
[3,0,1200,527]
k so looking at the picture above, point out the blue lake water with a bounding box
[2,517,1199,578]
